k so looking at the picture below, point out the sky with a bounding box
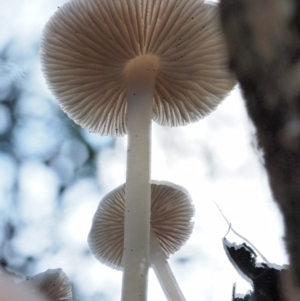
[0,1,288,300]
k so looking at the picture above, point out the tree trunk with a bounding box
[219,0,300,299]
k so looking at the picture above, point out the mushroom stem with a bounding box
[149,229,187,301]
[122,55,159,301]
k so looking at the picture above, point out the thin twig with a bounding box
[214,201,270,263]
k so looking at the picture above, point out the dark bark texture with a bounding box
[224,239,288,301]
[219,0,300,299]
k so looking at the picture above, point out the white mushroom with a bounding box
[88,181,194,301]
[22,268,72,301]
[1,268,72,301]
[40,0,235,299]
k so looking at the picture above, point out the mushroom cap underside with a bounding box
[88,181,194,270]
[22,269,72,301]
[40,0,235,136]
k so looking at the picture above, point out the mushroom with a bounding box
[1,268,72,301]
[22,268,72,301]
[40,0,235,299]
[88,181,194,301]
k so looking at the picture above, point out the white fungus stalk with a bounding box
[123,55,159,300]
[150,229,186,301]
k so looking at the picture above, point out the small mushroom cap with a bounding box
[88,181,194,270]
[40,0,235,136]
[22,268,72,301]
[1,268,72,301]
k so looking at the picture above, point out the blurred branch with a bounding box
[219,0,300,299]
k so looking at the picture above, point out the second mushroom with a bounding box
[40,0,235,300]
[88,181,194,301]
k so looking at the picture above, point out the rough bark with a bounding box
[219,0,300,299]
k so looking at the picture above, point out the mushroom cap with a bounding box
[22,269,72,301]
[88,181,194,270]
[40,0,235,136]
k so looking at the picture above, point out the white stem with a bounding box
[122,55,159,301]
[149,229,187,301]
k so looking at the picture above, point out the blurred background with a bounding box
[0,0,288,300]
